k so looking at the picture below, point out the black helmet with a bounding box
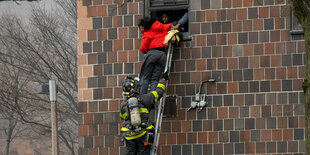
[122,76,139,98]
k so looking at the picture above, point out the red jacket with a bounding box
[140,21,172,54]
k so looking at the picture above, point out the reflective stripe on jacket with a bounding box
[121,125,154,140]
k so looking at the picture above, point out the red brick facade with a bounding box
[77,0,306,154]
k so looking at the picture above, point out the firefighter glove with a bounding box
[161,72,169,80]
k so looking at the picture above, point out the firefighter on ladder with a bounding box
[120,73,169,155]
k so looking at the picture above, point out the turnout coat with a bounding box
[120,79,166,140]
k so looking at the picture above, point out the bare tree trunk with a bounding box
[290,0,310,153]
[4,119,16,155]
[303,28,310,154]
[291,0,310,153]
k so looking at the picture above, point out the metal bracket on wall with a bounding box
[187,79,215,112]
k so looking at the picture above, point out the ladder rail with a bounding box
[151,42,174,155]
[164,43,174,73]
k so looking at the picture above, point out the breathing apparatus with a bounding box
[128,97,141,129]
[122,77,142,129]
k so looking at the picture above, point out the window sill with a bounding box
[179,32,192,42]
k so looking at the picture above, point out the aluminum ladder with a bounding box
[151,42,174,155]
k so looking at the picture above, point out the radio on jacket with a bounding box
[128,97,141,128]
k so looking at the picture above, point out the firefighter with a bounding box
[120,72,169,155]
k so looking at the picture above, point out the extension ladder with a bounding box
[151,42,174,155]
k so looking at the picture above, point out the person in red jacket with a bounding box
[138,17,172,94]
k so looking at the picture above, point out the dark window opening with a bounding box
[151,9,188,32]
[291,11,304,35]
[145,0,191,40]
[290,12,304,41]
[163,96,177,119]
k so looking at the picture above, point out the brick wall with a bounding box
[77,0,306,154]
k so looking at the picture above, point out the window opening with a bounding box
[145,0,191,40]
[151,9,188,32]
[163,96,177,118]
[290,10,303,35]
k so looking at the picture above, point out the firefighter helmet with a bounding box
[122,76,139,98]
